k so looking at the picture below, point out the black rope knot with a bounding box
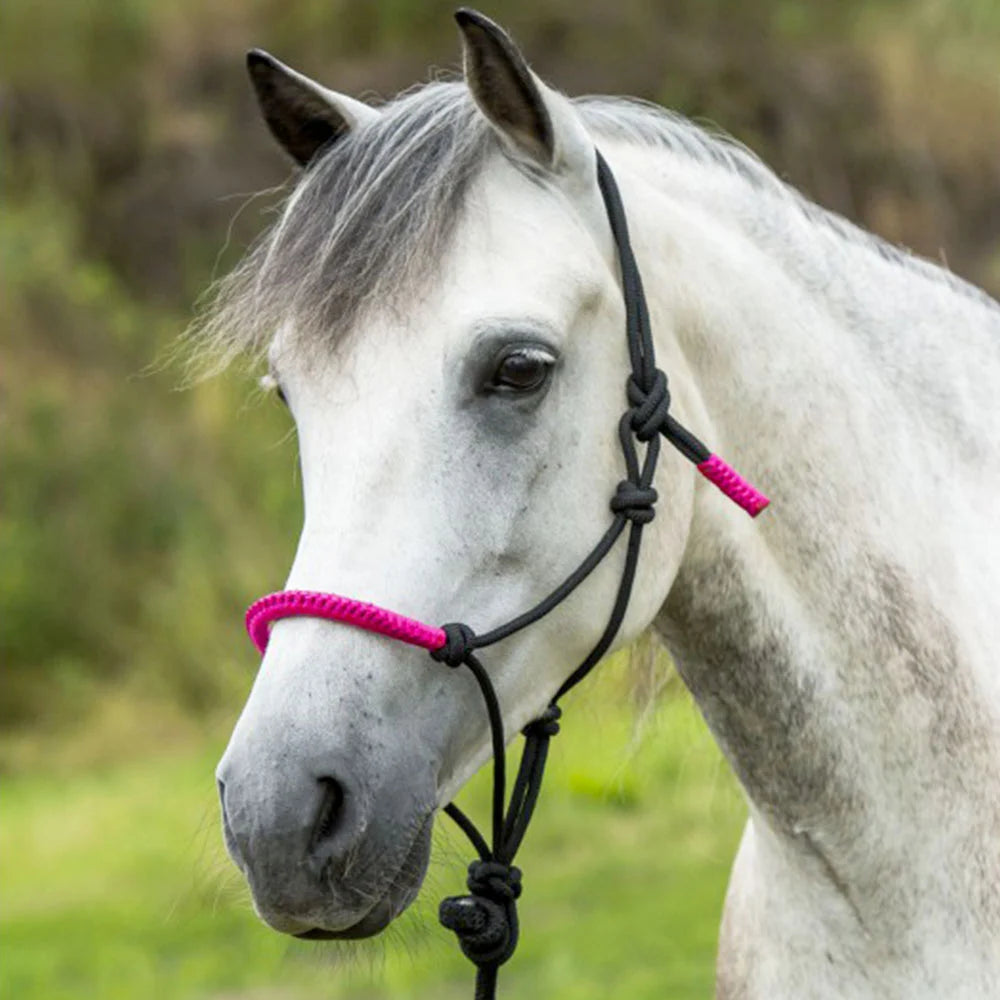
[467,859,522,901]
[610,480,658,524]
[439,860,522,968]
[522,704,562,739]
[626,369,670,441]
[432,622,477,667]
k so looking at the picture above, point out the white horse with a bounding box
[203,10,1000,998]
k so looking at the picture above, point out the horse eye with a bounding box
[489,346,555,393]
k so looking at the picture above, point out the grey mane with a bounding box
[192,80,996,364]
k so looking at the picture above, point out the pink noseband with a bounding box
[246,589,446,655]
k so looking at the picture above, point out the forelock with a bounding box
[191,81,494,368]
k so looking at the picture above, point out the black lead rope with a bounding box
[428,151,715,1000]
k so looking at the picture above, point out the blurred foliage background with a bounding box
[1,1,998,998]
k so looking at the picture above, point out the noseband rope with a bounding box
[245,151,768,1000]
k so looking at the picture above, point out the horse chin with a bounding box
[294,897,396,940]
[291,813,433,942]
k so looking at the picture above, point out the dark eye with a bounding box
[488,346,555,394]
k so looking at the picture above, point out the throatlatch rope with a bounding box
[245,150,768,1000]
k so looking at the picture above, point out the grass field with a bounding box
[1,666,745,999]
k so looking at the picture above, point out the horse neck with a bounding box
[613,141,1000,916]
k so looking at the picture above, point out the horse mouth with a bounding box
[295,894,396,940]
[294,813,433,941]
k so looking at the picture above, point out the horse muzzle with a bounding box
[216,738,435,938]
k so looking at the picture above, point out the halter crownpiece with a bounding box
[244,151,768,1000]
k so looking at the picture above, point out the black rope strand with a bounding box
[430,649,508,852]
[475,967,498,1000]
[444,802,490,861]
[500,707,560,860]
[433,150,726,1000]
[470,516,627,648]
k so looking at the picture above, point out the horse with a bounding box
[201,10,1000,998]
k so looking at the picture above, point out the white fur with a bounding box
[221,67,1000,995]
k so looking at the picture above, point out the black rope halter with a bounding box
[427,150,752,1000]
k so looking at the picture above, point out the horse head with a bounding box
[214,11,695,940]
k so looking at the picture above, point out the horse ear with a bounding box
[455,9,593,180]
[246,49,380,166]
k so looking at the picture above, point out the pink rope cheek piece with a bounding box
[697,454,770,517]
[245,590,447,655]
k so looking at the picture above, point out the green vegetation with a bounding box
[1,1,998,996]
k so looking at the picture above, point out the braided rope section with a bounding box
[697,454,770,517]
[245,590,447,655]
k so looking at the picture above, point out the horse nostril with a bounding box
[310,776,346,853]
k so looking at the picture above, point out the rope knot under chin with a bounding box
[431,622,477,667]
[522,704,562,739]
[467,860,522,901]
[626,368,670,441]
[610,480,658,524]
[439,860,522,968]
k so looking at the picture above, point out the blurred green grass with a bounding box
[0,668,745,1000]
